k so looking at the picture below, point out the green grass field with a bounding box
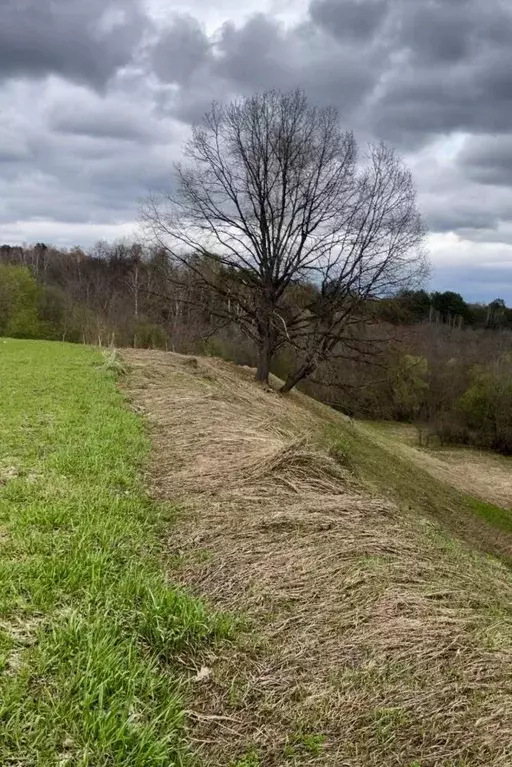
[0,340,230,766]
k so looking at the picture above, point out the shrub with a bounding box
[438,356,512,454]
[134,320,168,349]
[0,265,41,338]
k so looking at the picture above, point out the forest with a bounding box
[1,239,511,454]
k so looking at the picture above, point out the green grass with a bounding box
[466,497,512,533]
[283,730,326,759]
[0,339,231,766]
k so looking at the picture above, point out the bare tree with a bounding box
[142,89,428,389]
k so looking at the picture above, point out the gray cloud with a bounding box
[357,0,512,143]
[152,12,378,127]
[143,0,512,253]
[0,131,31,163]
[215,14,377,106]
[457,136,512,187]
[47,95,163,143]
[309,0,387,41]
[214,15,286,89]
[0,0,149,88]
[151,14,210,85]
[426,207,500,235]
[1,0,512,300]
[0,76,178,236]
[399,1,474,65]
[147,0,512,147]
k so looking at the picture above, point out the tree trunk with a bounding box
[255,340,271,384]
[280,362,316,394]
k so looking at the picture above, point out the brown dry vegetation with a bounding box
[368,421,512,511]
[123,349,512,767]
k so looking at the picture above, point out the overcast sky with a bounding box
[1,0,512,302]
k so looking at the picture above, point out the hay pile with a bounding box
[124,350,512,767]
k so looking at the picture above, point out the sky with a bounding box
[1,0,512,303]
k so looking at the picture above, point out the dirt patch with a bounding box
[123,350,512,767]
[0,465,20,486]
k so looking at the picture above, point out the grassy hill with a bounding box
[123,349,512,767]
[1,340,512,766]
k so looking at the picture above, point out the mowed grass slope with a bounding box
[360,420,512,514]
[0,340,230,766]
[124,350,512,767]
[324,420,512,561]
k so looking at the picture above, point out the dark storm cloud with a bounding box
[398,0,474,64]
[148,0,512,147]
[0,0,149,88]
[142,0,512,253]
[214,15,286,89]
[456,136,512,187]
[214,13,376,105]
[151,14,210,85]
[2,0,512,297]
[153,12,378,128]
[309,0,387,41]
[354,0,512,143]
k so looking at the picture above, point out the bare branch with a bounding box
[142,89,427,389]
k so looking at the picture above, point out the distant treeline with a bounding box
[1,241,512,453]
[1,242,511,343]
[378,289,512,329]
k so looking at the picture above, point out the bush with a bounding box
[0,265,42,338]
[37,285,69,340]
[430,356,512,454]
[134,320,168,349]
[457,357,512,453]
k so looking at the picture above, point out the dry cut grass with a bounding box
[123,349,512,767]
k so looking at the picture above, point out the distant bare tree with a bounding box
[142,89,428,389]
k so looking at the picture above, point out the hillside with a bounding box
[366,421,512,511]
[1,340,511,766]
[123,349,512,767]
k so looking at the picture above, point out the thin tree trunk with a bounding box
[255,339,271,384]
[280,362,316,394]
[133,268,139,348]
